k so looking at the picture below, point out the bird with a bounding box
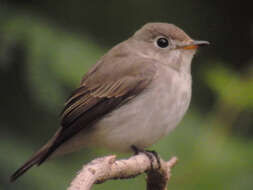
[10,22,209,182]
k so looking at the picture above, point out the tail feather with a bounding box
[10,147,49,182]
[10,129,62,182]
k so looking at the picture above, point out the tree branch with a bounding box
[68,153,178,190]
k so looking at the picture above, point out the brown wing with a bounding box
[10,57,156,182]
[41,58,156,163]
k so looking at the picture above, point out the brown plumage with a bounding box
[10,42,156,181]
[10,22,209,182]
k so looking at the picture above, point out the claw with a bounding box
[131,145,161,169]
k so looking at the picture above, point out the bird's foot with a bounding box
[131,145,161,170]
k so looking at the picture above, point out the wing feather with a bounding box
[10,40,158,182]
[43,59,156,163]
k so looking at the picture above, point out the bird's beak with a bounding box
[181,40,210,50]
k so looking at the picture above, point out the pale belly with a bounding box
[86,66,192,152]
[54,66,192,155]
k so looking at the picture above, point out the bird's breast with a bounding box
[85,65,192,152]
[144,65,192,135]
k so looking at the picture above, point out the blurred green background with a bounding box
[1,1,252,189]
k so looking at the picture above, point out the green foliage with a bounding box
[1,13,104,113]
[205,63,253,109]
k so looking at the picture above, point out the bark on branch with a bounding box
[67,153,178,190]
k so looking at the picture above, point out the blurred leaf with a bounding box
[1,13,104,112]
[205,63,253,109]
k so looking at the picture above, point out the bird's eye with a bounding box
[156,37,169,48]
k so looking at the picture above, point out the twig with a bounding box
[68,153,178,190]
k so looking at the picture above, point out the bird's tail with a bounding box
[10,146,50,182]
[10,129,62,182]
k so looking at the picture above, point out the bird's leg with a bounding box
[131,145,141,155]
[130,145,161,170]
